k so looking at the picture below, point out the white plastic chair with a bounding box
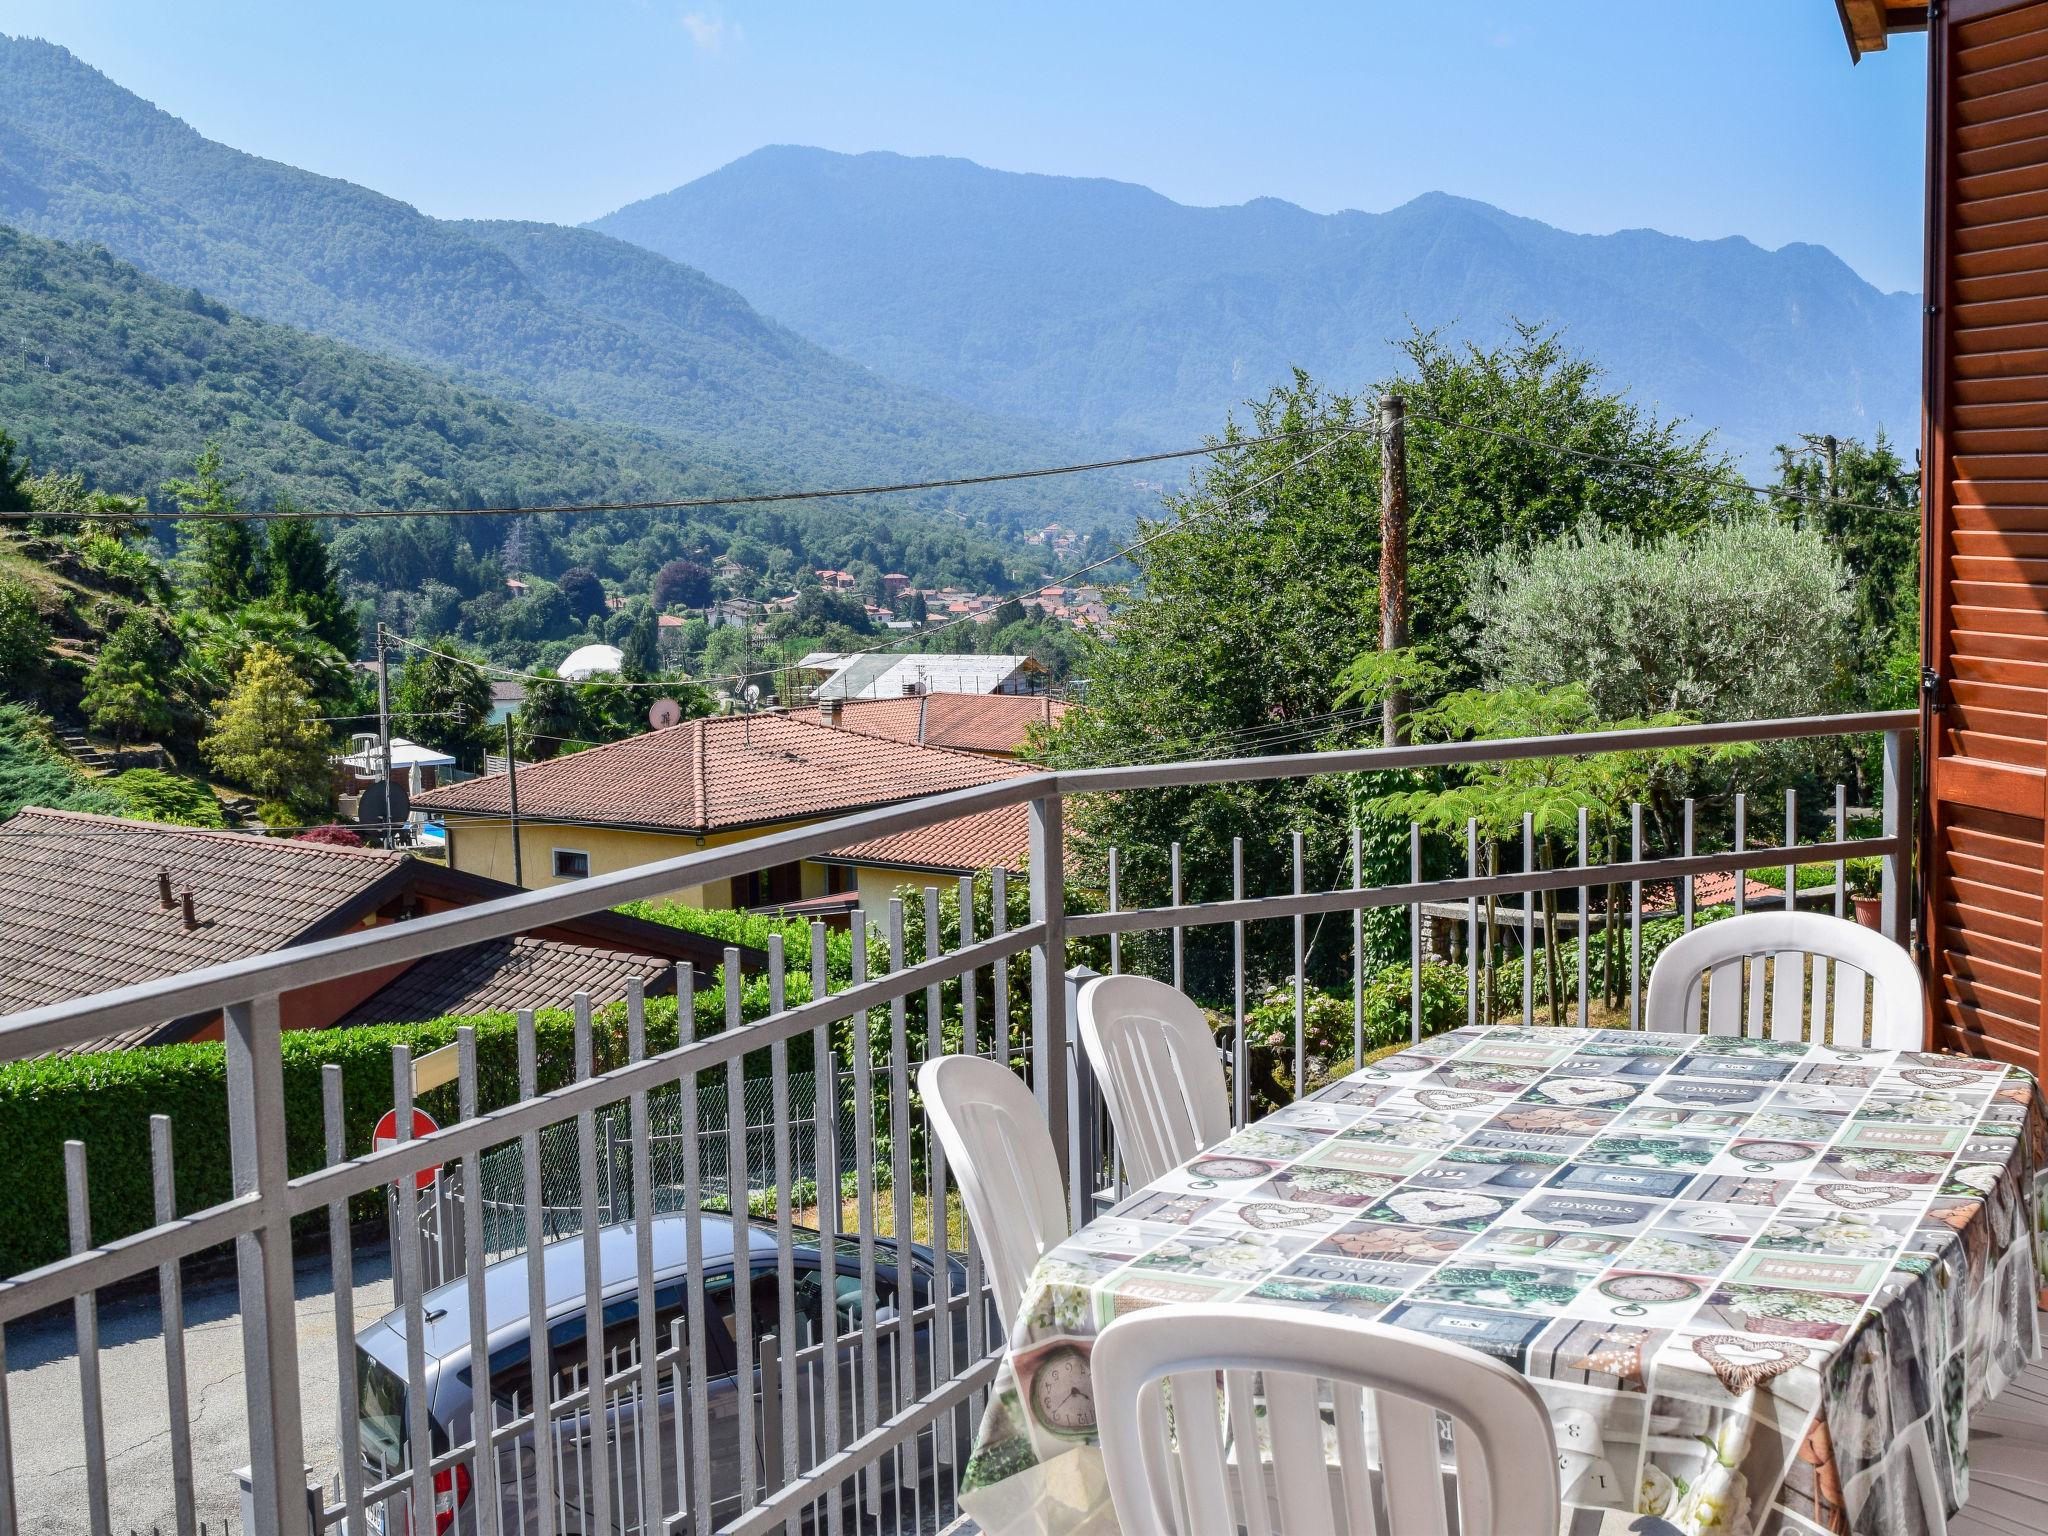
[1077,973,1232,1189]
[1093,1304,1560,1536]
[1643,911,1923,1049]
[916,1053,1069,1334]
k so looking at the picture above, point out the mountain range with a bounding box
[0,38,1130,528]
[595,146,1923,469]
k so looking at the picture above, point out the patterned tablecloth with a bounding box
[957,1026,2047,1536]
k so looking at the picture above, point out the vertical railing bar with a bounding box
[1576,807,1590,1028]
[722,951,758,1511]
[886,902,921,1497]
[1351,823,1364,1066]
[1107,847,1121,976]
[570,992,613,1534]
[849,914,881,1516]
[1629,804,1644,1033]
[992,868,1010,1071]
[1734,792,1748,918]
[809,921,845,1536]
[1881,729,1908,952]
[1682,799,1696,932]
[1834,782,1849,920]
[64,1142,111,1536]
[1027,794,1072,1206]
[623,983,661,1536]
[922,888,956,1484]
[224,995,309,1536]
[1231,837,1247,1124]
[764,936,798,1536]
[1170,842,1185,993]
[1465,818,1479,1029]
[392,1044,436,1535]
[152,1115,200,1536]
[1409,823,1422,1045]
[676,969,713,1536]
[1785,788,1799,917]
[1521,813,1535,1025]
[515,1009,557,1536]
[957,873,988,1435]
[1292,828,1306,1100]
[455,1028,500,1536]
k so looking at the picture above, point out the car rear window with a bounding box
[357,1348,407,1467]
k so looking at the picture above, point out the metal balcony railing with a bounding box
[0,710,1916,1536]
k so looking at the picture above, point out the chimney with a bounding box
[180,890,197,930]
[157,867,175,909]
[821,696,843,728]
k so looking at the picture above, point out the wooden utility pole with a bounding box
[503,716,524,886]
[375,623,395,849]
[1378,394,1410,746]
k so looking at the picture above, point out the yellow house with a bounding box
[413,712,1036,916]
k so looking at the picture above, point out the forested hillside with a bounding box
[596,146,1921,468]
[0,38,1137,530]
[0,224,1067,661]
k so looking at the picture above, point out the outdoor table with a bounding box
[958,1025,2047,1536]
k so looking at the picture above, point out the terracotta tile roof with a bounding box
[335,934,672,1028]
[415,713,1027,832]
[828,803,1032,875]
[0,808,409,1036]
[1642,871,1788,912]
[792,694,1068,757]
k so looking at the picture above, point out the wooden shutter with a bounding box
[1925,0,2048,1076]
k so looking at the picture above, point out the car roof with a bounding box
[358,1214,798,1367]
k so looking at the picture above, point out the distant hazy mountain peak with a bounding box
[591,145,1919,466]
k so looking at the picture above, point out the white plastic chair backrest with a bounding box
[1643,911,1923,1049]
[1093,1304,1560,1536]
[915,1054,1069,1333]
[1077,974,1232,1189]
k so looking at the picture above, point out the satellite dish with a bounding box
[742,683,762,707]
[648,697,683,729]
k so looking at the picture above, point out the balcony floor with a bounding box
[1955,1340,2048,1536]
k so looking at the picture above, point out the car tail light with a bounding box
[405,1464,470,1536]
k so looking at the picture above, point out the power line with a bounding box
[0,424,1350,525]
[382,417,1376,695]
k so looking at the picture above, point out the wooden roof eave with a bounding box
[1834,0,1929,62]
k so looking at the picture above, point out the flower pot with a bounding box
[1853,896,1882,931]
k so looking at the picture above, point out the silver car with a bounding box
[354,1214,967,1534]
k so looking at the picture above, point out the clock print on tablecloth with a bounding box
[1024,1343,1096,1436]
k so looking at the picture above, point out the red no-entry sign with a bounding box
[371,1107,440,1191]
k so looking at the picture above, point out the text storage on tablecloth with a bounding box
[958,1026,2047,1536]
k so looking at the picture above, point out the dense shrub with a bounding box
[0,976,805,1274]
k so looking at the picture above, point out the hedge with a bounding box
[0,975,810,1275]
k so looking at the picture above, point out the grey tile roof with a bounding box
[0,808,411,1042]
[334,934,671,1029]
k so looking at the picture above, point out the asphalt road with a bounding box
[7,1239,395,1535]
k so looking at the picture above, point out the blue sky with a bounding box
[0,2,1931,292]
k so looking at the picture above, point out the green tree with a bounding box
[620,612,659,679]
[165,445,257,612]
[392,639,493,769]
[1769,432,1920,696]
[1466,517,1854,725]
[1042,336,1741,1000]
[652,558,712,609]
[82,614,173,745]
[558,567,606,624]
[512,676,585,760]
[0,580,50,696]
[264,506,359,655]
[0,429,33,514]
[201,643,333,816]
